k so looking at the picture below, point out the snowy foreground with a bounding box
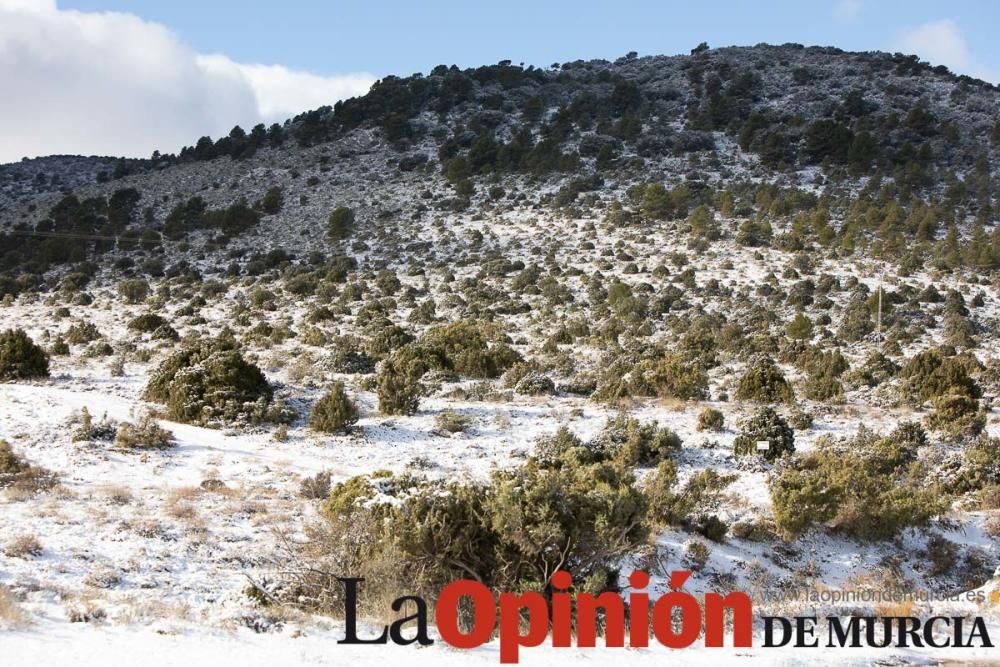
[1,368,998,665]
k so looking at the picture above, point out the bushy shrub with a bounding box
[72,407,117,442]
[417,321,521,379]
[376,345,427,415]
[0,439,26,475]
[114,415,175,450]
[900,349,981,404]
[65,321,101,344]
[770,433,946,540]
[303,458,647,615]
[300,471,332,499]
[258,186,284,214]
[0,440,56,494]
[849,351,898,387]
[117,278,150,304]
[434,410,473,433]
[924,394,986,441]
[0,329,49,380]
[534,426,602,468]
[127,313,170,333]
[691,514,728,542]
[630,352,708,400]
[947,437,1000,494]
[598,414,681,467]
[786,312,813,339]
[788,409,814,430]
[143,334,275,426]
[327,207,355,240]
[309,382,359,433]
[328,336,375,374]
[696,407,725,432]
[732,407,794,461]
[514,371,556,396]
[838,298,874,342]
[735,356,794,403]
[646,466,734,528]
[802,370,843,402]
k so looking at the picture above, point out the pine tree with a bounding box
[309,382,359,433]
[640,184,671,220]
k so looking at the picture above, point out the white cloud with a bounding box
[892,19,998,83]
[833,0,862,22]
[196,56,377,122]
[0,0,375,163]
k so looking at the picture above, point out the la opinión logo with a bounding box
[333,570,995,662]
[336,569,752,663]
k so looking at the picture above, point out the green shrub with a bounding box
[327,207,355,240]
[786,312,813,339]
[534,426,602,468]
[732,407,795,461]
[417,321,521,379]
[49,338,70,356]
[692,514,728,542]
[735,356,794,403]
[258,186,284,214]
[900,349,981,404]
[0,439,26,475]
[117,278,150,304]
[598,414,681,467]
[838,298,874,342]
[770,434,946,540]
[127,313,170,333]
[328,336,375,374]
[685,541,710,571]
[643,459,678,520]
[802,370,843,402]
[434,410,473,433]
[65,321,101,344]
[696,407,725,432]
[646,467,734,528]
[304,459,646,615]
[630,353,708,400]
[513,371,556,396]
[0,329,49,380]
[376,345,427,415]
[924,394,986,441]
[788,410,814,430]
[309,382,359,433]
[850,351,898,387]
[947,437,1000,494]
[143,335,274,426]
[729,519,776,542]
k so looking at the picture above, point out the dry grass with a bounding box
[4,533,43,558]
[164,487,201,521]
[83,564,121,590]
[66,597,107,624]
[0,586,29,629]
[112,597,191,625]
[102,484,134,505]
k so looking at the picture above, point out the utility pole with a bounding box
[876,269,884,352]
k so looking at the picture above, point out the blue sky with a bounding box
[1,1,997,161]
[57,0,1000,78]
